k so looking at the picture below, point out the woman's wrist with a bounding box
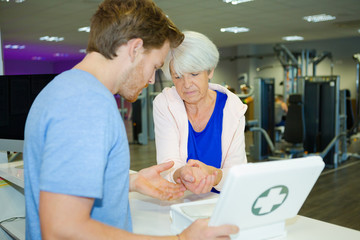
[214,168,223,186]
[173,167,182,183]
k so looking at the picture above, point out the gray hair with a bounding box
[162,31,219,80]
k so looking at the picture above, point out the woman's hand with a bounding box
[174,160,221,194]
[187,160,223,186]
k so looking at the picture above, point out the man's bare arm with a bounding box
[39,191,238,240]
[39,191,179,240]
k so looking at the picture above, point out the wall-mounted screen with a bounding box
[0,74,57,152]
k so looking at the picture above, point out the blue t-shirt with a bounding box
[187,91,227,168]
[24,69,131,239]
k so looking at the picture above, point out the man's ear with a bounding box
[128,38,144,62]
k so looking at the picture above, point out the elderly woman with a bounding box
[153,31,247,194]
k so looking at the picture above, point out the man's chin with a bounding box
[121,85,148,102]
[125,92,140,103]
[127,97,137,103]
[122,94,137,103]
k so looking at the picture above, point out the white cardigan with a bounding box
[153,83,248,191]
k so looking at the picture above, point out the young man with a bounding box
[23,0,238,239]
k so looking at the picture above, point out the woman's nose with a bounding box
[183,76,192,88]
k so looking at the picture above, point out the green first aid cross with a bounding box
[252,185,289,216]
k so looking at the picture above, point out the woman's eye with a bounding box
[191,73,199,77]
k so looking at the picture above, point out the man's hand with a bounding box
[180,218,239,240]
[129,161,186,201]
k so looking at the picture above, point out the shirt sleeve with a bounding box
[153,94,187,183]
[40,94,114,198]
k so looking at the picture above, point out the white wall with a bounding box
[212,46,238,88]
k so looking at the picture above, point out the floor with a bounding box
[129,129,360,231]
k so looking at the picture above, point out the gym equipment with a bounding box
[283,94,305,157]
[273,44,300,100]
[249,75,353,167]
[351,53,360,133]
[311,51,333,76]
[249,78,276,160]
[297,76,345,168]
[130,88,149,145]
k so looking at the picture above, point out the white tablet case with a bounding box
[170,156,325,240]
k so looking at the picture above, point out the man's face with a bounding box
[121,41,170,102]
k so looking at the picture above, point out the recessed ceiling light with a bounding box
[78,27,90,33]
[282,36,304,41]
[223,0,253,5]
[54,53,69,57]
[303,14,336,23]
[39,36,64,42]
[4,44,25,49]
[32,56,43,61]
[221,27,249,33]
[79,49,87,54]
[1,0,26,3]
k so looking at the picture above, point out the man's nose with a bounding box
[149,71,156,85]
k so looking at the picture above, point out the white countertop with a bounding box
[2,161,360,240]
[129,191,360,239]
[0,161,25,240]
[0,161,135,190]
[0,161,24,188]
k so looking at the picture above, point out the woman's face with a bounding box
[170,65,214,104]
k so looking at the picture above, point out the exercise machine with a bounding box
[297,76,344,168]
[249,77,276,160]
[351,53,360,133]
[273,44,300,100]
[248,75,351,167]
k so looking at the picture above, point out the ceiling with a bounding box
[1,0,360,61]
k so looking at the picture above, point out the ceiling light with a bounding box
[78,26,90,33]
[39,36,64,42]
[358,29,360,33]
[221,27,249,33]
[79,49,87,54]
[303,14,336,23]
[54,53,69,57]
[1,0,26,3]
[32,56,43,61]
[4,44,25,49]
[282,36,304,41]
[223,0,253,5]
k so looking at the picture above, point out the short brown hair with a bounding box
[87,0,184,59]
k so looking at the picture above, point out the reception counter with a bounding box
[1,161,360,240]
